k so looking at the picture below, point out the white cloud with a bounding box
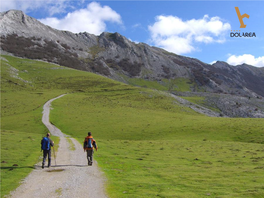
[39,2,122,35]
[0,0,69,15]
[148,15,230,54]
[210,60,217,65]
[132,23,141,28]
[128,38,139,44]
[227,54,264,67]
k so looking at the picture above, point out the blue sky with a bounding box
[1,1,264,67]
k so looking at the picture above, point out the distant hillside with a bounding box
[1,10,264,117]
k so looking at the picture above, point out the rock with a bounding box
[1,10,264,118]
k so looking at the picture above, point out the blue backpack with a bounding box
[83,136,95,149]
[87,138,93,148]
[41,137,50,150]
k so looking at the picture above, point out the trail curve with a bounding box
[9,94,108,198]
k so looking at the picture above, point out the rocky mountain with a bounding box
[1,10,264,117]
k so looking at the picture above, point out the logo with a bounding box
[235,7,249,28]
[230,7,256,38]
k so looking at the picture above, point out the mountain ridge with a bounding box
[1,10,264,117]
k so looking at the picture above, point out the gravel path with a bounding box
[9,95,108,198]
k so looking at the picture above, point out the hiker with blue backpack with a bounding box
[41,133,54,169]
[83,132,97,166]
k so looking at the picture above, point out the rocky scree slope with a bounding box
[1,10,264,117]
[174,91,264,118]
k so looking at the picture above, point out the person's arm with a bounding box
[93,139,98,151]
[49,138,54,147]
[83,138,87,152]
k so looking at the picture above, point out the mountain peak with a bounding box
[1,9,38,26]
[212,61,230,67]
[1,9,25,17]
[1,10,264,99]
[1,9,46,37]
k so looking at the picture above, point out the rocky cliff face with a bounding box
[1,10,264,117]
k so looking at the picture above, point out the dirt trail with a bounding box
[9,95,108,198]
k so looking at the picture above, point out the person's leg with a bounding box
[42,150,48,168]
[87,150,93,165]
[47,150,52,167]
[90,150,94,165]
[86,150,90,165]
[87,150,94,165]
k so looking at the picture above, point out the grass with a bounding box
[181,96,205,104]
[50,92,264,198]
[181,96,221,113]
[124,76,194,92]
[125,77,168,91]
[1,55,264,198]
[66,138,76,151]
[163,78,194,92]
[55,187,63,196]
[1,129,41,196]
[0,129,59,197]
[0,54,123,197]
[89,45,105,59]
[95,140,264,198]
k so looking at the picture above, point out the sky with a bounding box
[1,0,264,67]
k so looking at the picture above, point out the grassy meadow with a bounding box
[124,76,194,92]
[0,54,125,197]
[1,55,264,198]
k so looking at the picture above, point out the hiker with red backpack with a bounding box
[83,132,98,166]
[41,133,54,169]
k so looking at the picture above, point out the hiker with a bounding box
[41,133,54,169]
[83,132,98,166]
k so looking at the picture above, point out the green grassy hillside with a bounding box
[1,55,264,198]
[124,75,194,92]
[0,55,128,197]
[50,92,264,198]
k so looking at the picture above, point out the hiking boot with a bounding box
[42,164,44,169]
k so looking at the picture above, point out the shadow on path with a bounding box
[0,166,34,170]
[34,164,89,168]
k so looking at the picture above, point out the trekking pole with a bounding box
[53,146,57,166]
